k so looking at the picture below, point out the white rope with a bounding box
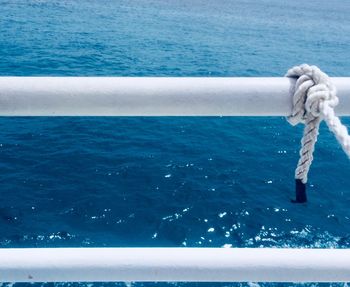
[286,64,350,183]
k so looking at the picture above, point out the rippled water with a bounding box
[1,0,350,286]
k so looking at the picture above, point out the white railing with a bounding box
[1,77,350,283]
[0,77,349,116]
[1,248,350,283]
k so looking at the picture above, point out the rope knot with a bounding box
[286,64,350,185]
[306,83,336,117]
[286,64,338,125]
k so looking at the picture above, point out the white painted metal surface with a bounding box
[0,77,349,116]
[0,248,350,282]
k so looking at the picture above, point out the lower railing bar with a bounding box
[0,248,350,282]
[0,77,349,116]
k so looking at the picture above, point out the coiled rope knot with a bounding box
[287,64,338,125]
[286,64,350,188]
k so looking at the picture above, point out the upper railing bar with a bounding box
[0,77,349,116]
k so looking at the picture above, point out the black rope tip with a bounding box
[291,179,307,203]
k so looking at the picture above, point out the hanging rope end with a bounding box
[291,179,307,203]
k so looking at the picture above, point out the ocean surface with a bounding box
[1,0,350,286]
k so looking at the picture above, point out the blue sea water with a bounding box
[1,0,350,286]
